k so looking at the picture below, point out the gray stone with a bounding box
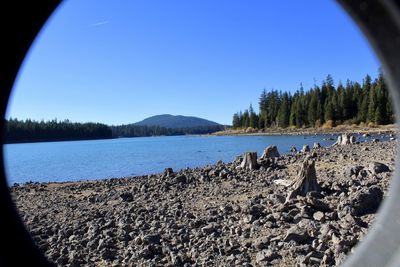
[284,226,311,244]
[313,211,325,221]
[119,192,133,202]
[201,224,216,234]
[351,185,383,216]
[256,249,280,263]
[260,145,280,159]
[143,233,161,245]
[253,237,269,250]
[369,162,390,174]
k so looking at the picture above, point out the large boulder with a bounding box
[284,225,311,244]
[260,145,280,159]
[368,162,390,174]
[343,166,363,178]
[350,185,383,216]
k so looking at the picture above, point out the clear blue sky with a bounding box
[6,0,380,125]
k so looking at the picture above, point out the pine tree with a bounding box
[367,82,377,123]
[249,104,258,128]
[308,90,318,126]
[289,98,297,127]
[277,93,290,128]
[232,113,241,128]
[242,110,250,128]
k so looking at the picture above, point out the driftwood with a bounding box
[286,159,320,201]
[239,152,258,170]
[260,145,280,159]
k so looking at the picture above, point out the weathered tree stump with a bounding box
[240,152,258,170]
[333,133,356,146]
[286,159,320,201]
[260,145,280,159]
[301,145,310,152]
[164,168,174,177]
[313,142,321,149]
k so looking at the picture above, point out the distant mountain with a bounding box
[134,114,222,129]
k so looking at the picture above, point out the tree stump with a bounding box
[240,152,258,170]
[301,145,310,152]
[333,133,356,146]
[313,142,321,149]
[260,145,280,159]
[164,168,174,177]
[286,159,320,201]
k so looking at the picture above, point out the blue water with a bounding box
[2,134,351,184]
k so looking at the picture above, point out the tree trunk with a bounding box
[286,159,320,201]
[240,152,258,170]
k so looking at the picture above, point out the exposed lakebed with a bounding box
[10,138,396,266]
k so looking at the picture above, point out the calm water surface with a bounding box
[3,135,346,184]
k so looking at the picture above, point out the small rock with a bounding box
[313,211,325,221]
[256,249,280,263]
[143,234,161,245]
[201,224,216,234]
[119,192,133,202]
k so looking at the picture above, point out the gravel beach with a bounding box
[10,139,396,266]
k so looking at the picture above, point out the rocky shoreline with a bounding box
[212,124,397,137]
[10,138,396,266]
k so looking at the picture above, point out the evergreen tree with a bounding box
[277,92,290,128]
[232,113,241,128]
[289,98,297,127]
[242,110,250,128]
[368,82,377,123]
[249,104,258,128]
[233,71,392,129]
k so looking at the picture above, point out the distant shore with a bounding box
[212,124,397,136]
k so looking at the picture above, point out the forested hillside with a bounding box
[4,119,112,143]
[134,114,221,129]
[232,72,394,129]
[4,118,225,143]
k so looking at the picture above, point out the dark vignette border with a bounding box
[0,1,399,266]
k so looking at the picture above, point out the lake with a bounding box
[3,134,350,184]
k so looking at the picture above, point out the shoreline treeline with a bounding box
[3,119,225,143]
[232,72,394,129]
